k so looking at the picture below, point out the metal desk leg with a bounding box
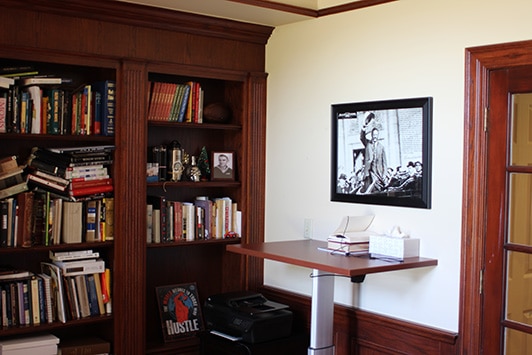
[308,269,335,355]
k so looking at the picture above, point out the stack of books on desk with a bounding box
[326,233,371,255]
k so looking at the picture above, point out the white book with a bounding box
[52,249,94,257]
[40,262,67,323]
[0,76,15,89]
[53,259,105,276]
[20,77,62,86]
[49,251,99,262]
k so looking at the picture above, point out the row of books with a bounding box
[0,192,114,248]
[0,250,111,327]
[147,195,241,243]
[0,76,115,136]
[147,81,203,123]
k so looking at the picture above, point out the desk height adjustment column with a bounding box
[309,269,335,355]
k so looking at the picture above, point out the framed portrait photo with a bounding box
[211,151,235,181]
[331,97,433,209]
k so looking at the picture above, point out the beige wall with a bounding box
[264,0,532,332]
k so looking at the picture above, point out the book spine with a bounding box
[0,91,7,133]
[69,184,113,197]
[1,200,8,247]
[70,177,113,190]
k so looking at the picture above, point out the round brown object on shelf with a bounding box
[203,102,232,123]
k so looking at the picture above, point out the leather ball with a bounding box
[203,102,232,123]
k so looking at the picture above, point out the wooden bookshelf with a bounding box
[0,1,273,354]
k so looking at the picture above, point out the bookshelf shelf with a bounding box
[147,121,242,131]
[146,237,240,249]
[148,181,241,188]
[0,242,113,255]
[0,314,113,337]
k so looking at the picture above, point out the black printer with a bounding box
[203,291,293,344]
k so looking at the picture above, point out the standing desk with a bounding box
[227,239,437,355]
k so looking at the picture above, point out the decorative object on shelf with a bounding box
[167,140,184,182]
[331,97,433,209]
[203,102,232,123]
[197,146,211,181]
[185,156,201,182]
[156,283,204,342]
[152,145,167,182]
[211,151,235,181]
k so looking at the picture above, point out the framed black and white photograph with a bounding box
[331,97,432,208]
[211,151,235,181]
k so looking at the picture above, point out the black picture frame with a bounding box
[331,97,432,208]
[211,151,235,181]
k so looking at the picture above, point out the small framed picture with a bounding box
[211,151,235,181]
[155,283,204,342]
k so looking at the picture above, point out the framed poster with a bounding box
[156,283,204,342]
[331,97,432,208]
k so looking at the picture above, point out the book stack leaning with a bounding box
[16,145,115,246]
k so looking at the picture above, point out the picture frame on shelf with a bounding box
[155,282,204,342]
[331,97,432,209]
[211,151,235,181]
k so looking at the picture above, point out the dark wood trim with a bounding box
[229,0,317,17]
[229,0,397,18]
[260,286,458,354]
[460,39,532,355]
[0,0,273,45]
[318,0,398,17]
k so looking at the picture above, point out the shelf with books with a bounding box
[0,58,117,345]
[0,58,116,137]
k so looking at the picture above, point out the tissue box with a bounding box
[369,235,420,260]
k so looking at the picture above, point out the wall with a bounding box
[264,0,532,332]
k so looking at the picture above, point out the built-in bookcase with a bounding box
[1,1,271,354]
[144,71,249,351]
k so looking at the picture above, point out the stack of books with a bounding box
[326,234,371,255]
[26,145,114,199]
[0,155,28,200]
[41,249,112,322]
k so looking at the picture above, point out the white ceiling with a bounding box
[117,0,370,27]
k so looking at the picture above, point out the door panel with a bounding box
[485,70,532,354]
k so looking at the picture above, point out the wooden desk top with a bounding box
[227,239,437,278]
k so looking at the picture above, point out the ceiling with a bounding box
[117,0,396,27]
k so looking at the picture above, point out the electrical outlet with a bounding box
[304,218,313,239]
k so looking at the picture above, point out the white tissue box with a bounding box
[369,235,420,260]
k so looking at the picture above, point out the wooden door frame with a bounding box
[460,39,532,354]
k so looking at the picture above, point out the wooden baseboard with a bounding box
[259,286,458,355]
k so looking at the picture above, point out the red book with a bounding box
[16,191,34,248]
[68,184,113,197]
[172,201,183,241]
[70,178,113,190]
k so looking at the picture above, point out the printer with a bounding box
[203,291,293,344]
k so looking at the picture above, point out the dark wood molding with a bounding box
[229,0,317,17]
[318,0,398,17]
[0,0,273,44]
[460,39,532,355]
[260,286,458,354]
[229,0,397,18]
